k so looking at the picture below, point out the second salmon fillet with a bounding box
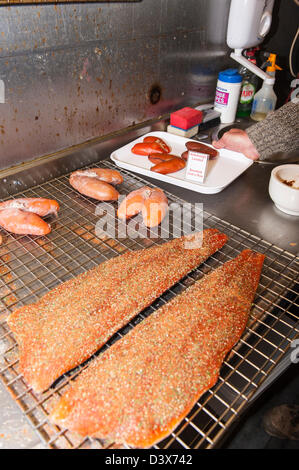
[50,249,265,448]
[7,229,227,393]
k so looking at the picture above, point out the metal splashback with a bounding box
[0,0,231,170]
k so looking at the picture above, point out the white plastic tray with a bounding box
[110,131,253,194]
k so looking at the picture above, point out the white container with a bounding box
[227,0,274,51]
[110,131,253,195]
[268,164,299,216]
[214,69,242,123]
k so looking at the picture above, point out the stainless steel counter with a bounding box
[0,117,298,255]
[0,381,43,449]
[0,120,298,449]
[140,161,299,256]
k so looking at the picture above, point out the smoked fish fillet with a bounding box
[50,249,265,448]
[7,229,227,393]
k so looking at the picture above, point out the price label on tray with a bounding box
[185,150,209,184]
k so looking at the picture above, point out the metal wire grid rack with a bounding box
[0,159,298,450]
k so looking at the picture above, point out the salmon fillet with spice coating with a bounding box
[7,229,227,393]
[50,249,264,448]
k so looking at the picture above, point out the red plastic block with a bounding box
[170,107,203,130]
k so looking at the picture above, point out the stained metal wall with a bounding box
[0,0,231,170]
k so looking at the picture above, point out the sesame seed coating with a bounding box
[7,229,227,393]
[50,249,265,448]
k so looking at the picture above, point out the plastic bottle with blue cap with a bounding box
[214,69,242,123]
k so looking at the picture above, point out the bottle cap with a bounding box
[266,53,282,72]
[266,64,282,72]
[218,69,242,83]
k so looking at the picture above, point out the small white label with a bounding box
[0,80,4,103]
[185,150,208,184]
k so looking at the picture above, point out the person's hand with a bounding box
[212,129,260,160]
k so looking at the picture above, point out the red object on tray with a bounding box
[170,107,203,130]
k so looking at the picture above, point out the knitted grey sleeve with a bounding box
[246,102,299,161]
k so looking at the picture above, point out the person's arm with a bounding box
[212,102,299,161]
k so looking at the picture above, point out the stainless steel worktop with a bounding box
[141,161,299,257]
[0,120,298,449]
[0,118,298,255]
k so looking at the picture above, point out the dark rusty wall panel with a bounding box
[0,0,231,170]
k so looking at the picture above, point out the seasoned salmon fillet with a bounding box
[7,229,227,393]
[50,249,264,448]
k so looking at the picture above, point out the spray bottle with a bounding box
[250,53,282,121]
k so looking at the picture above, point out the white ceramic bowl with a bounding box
[269,164,299,216]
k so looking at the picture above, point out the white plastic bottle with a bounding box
[214,69,242,123]
[250,77,277,121]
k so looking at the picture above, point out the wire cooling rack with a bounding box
[0,160,298,449]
